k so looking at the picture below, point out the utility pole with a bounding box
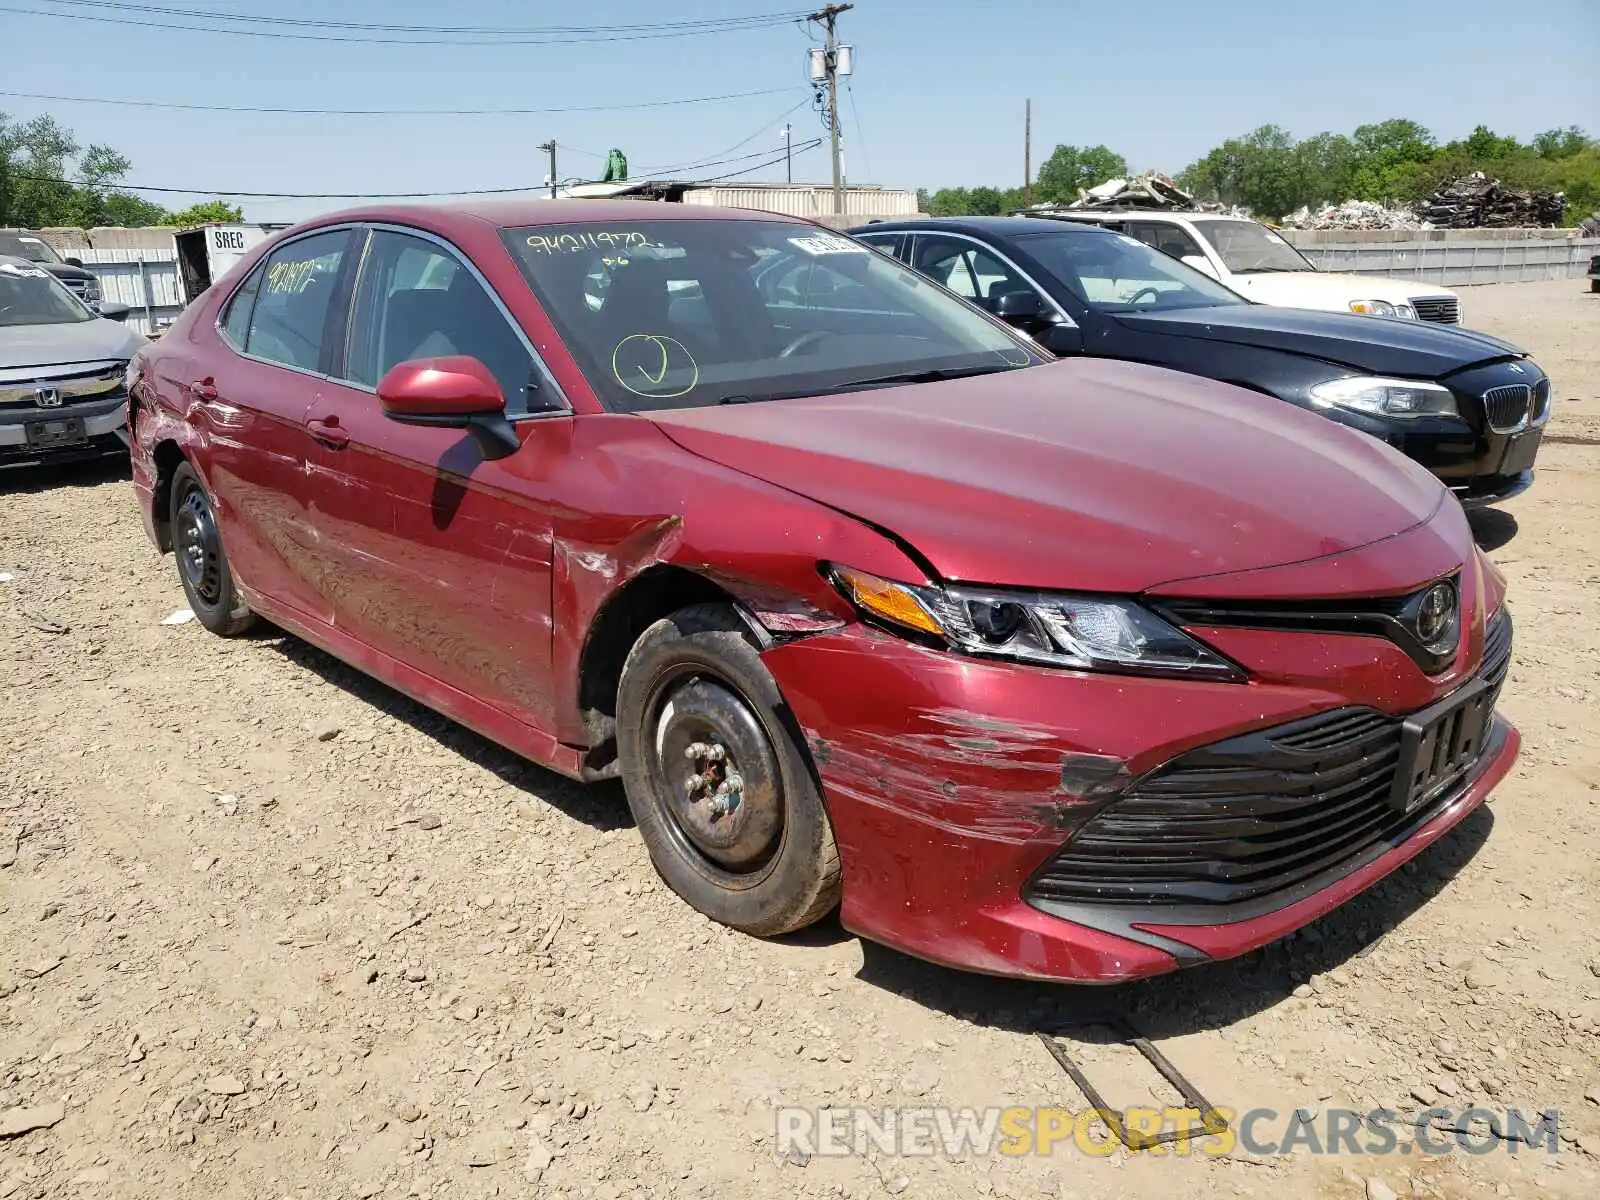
[537,139,557,198]
[781,122,793,183]
[1024,99,1033,207]
[807,3,853,216]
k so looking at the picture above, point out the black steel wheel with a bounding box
[168,460,255,637]
[616,603,840,936]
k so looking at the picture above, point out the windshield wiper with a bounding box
[825,362,1022,393]
[1233,266,1302,274]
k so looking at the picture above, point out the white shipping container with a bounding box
[679,185,917,220]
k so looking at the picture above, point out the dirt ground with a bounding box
[2,279,1597,1200]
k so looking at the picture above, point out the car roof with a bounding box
[851,215,1111,239]
[295,198,806,235]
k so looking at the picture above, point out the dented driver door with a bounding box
[301,227,565,730]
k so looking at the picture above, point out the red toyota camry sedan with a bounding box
[127,201,1519,983]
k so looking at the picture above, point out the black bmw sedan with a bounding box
[850,216,1549,507]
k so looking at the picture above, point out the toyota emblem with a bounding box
[1414,581,1458,650]
[35,385,62,408]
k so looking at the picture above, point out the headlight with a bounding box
[84,279,102,301]
[1309,376,1459,419]
[828,566,1242,681]
[1350,300,1401,320]
[1392,304,1416,319]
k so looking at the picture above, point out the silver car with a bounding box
[1,255,144,469]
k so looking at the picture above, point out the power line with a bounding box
[0,86,795,118]
[699,141,822,184]
[626,98,814,178]
[632,138,823,182]
[11,173,549,200]
[34,0,809,35]
[1,2,807,45]
[845,80,872,184]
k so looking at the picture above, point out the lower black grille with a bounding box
[1483,384,1531,432]
[1411,296,1460,323]
[1026,608,1512,910]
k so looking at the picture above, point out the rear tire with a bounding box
[615,603,841,936]
[169,460,255,637]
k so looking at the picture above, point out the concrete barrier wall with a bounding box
[1280,229,1599,285]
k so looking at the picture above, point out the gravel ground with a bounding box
[2,279,1598,1200]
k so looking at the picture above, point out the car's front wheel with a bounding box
[169,460,255,637]
[615,603,841,936]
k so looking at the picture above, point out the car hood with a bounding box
[647,358,1447,595]
[1227,270,1451,308]
[0,319,145,373]
[1113,303,1524,377]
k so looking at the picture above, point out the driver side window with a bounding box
[343,231,541,416]
[912,237,1036,309]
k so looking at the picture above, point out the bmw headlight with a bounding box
[828,566,1241,680]
[1309,376,1459,419]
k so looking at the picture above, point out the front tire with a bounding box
[169,460,255,637]
[615,603,841,936]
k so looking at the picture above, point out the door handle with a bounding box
[190,380,218,402]
[307,417,350,449]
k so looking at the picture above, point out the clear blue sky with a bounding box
[2,0,1596,222]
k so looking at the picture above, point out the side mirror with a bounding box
[96,301,131,322]
[992,289,1045,326]
[1038,324,1084,357]
[65,256,84,268]
[378,355,519,460]
[1180,254,1218,280]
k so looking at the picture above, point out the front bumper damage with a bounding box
[761,538,1518,983]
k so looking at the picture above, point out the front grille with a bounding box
[1026,608,1512,910]
[0,363,124,410]
[1483,384,1532,432]
[1411,296,1460,324]
[1531,378,1551,424]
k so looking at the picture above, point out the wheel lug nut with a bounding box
[706,744,727,762]
[683,742,707,761]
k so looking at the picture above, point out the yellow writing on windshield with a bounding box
[526,230,660,256]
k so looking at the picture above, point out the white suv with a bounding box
[1028,211,1462,325]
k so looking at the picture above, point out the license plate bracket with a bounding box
[24,417,88,450]
[1498,428,1542,476]
[1388,678,1492,813]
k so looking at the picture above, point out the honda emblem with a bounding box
[35,386,62,408]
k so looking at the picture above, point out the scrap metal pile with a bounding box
[1282,200,1430,231]
[1066,172,1197,210]
[1418,172,1566,228]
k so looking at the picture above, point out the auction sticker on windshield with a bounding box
[0,263,49,278]
[789,233,868,256]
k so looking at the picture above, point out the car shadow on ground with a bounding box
[0,456,131,493]
[1468,507,1519,551]
[256,627,635,832]
[850,806,1495,1039]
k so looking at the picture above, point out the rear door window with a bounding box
[243,230,352,372]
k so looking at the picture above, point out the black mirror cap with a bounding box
[97,301,132,322]
[65,256,85,268]
[1039,324,1084,356]
[992,290,1045,322]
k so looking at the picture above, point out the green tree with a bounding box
[1180,125,1307,218]
[1034,144,1128,205]
[164,200,245,227]
[1533,126,1593,159]
[103,192,169,226]
[0,110,160,227]
[1347,118,1437,201]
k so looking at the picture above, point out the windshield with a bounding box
[501,220,1040,412]
[0,262,93,327]
[0,233,63,265]
[1017,229,1246,313]
[1192,219,1313,274]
